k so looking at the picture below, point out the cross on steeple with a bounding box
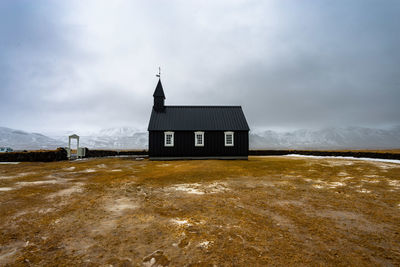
[156,67,161,78]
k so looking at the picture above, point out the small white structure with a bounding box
[67,134,85,159]
[0,147,13,153]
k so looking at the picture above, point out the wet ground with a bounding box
[0,156,399,266]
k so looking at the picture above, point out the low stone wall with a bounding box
[1,148,398,162]
[249,150,400,160]
[0,148,68,162]
[117,150,148,156]
[86,149,118,158]
[85,149,147,158]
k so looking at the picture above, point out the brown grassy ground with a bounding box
[0,156,399,266]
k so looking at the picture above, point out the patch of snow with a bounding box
[357,188,371,193]
[361,179,380,184]
[310,180,346,189]
[110,169,122,172]
[284,154,400,164]
[337,172,348,176]
[159,163,170,167]
[388,180,400,189]
[96,164,107,168]
[171,183,204,195]
[143,257,156,267]
[0,247,18,262]
[72,158,89,161]
[105,197,139,214]
[16,179,60,186]
[197,241,213,249]
[82,169,96,173]
[0,172,36,180]
[48,183,85,198]
[328,182,346,188]
[171,219,191,226]
[0,162,20,164]
[168,182,229,195]
[0,187,13,191]
[38,208,54,213]
[63,166,76,171]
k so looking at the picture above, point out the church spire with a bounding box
[153,79,165,99]
[153,68,165,112]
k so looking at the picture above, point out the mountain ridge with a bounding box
[1,126,399,150]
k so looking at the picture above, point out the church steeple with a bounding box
[153,79,165,112]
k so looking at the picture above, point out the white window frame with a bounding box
[224,131,234,146]
[194,131,204,147]
[164,131,174,147]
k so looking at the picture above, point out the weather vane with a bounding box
[156,67,161,78]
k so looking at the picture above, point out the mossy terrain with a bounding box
[0,156,399,266]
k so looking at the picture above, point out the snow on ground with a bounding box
[171,219,191,226]
[171,184,204,195]
[0,162,20,165]
[388,180,400,189]
[357,188,372,194]
[105,197,139,214]
[284,154,400,164]
[48,183,85,198]
[0,187,13,191]
[0,172,37,180]
[361,179,380,184]
[81,169,96,173]
[309,180,346,189]
[167,182,229,195]
[197,241,213,249]
[328,182,346,188]
[16,180,61,186]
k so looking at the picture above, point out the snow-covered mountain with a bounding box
[1,126,399,150]
[250,126,400,149]
[0,127,66,150]
[78,131,147,150]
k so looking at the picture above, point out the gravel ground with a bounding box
[0,156,399,266]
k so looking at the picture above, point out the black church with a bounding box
[148,79,249,160]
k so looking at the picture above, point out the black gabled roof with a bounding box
[153,79,165,99]
[148,106,250,131]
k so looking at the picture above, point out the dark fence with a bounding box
[249,150,400,160]
[0,147,68,162]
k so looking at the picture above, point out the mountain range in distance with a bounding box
[0,126,399,151]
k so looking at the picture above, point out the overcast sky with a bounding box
[1,0,399,135]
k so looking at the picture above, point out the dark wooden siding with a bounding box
[149,131,248,157]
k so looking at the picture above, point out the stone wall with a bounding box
[0,148,68,162]
[249,150,400,160]
[85,149,147,158]
[1,148,398,162]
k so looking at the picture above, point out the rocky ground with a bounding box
[0,156,399,266]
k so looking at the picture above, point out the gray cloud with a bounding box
[0,0,399,134]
